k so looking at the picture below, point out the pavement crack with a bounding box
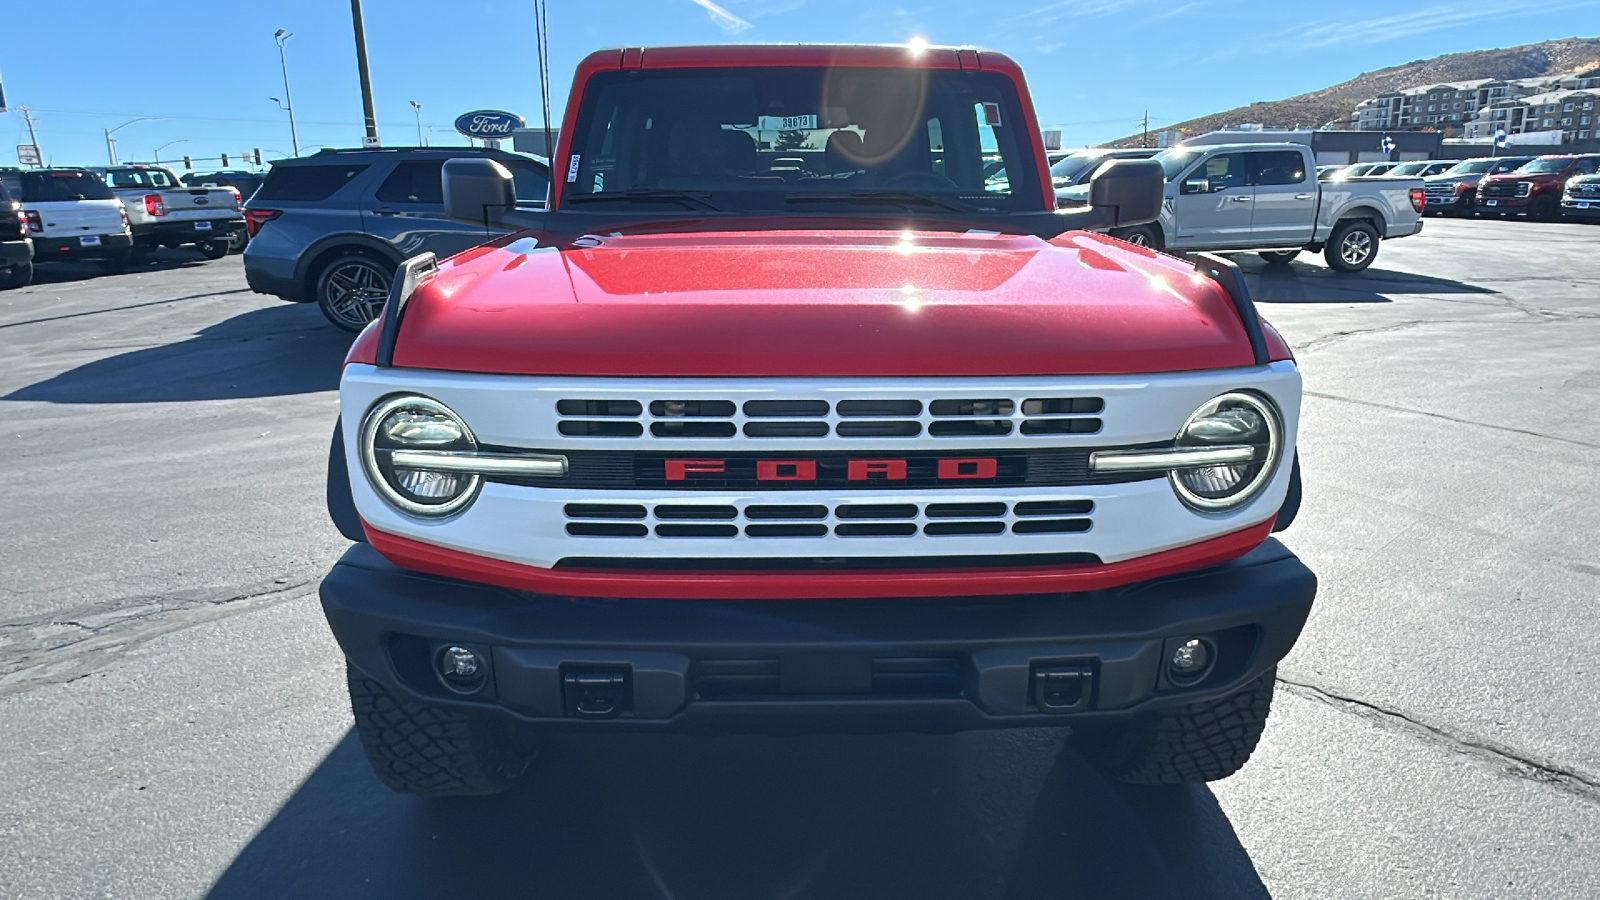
[0,578,319,698]
[1277,676,1600,804]
[1304,390,1600,450]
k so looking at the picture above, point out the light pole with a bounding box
[409,101,424,146]
[105,117,158,165]
[154,140,188,165]
[273,29,300,156]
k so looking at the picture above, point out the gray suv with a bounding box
[242,147,549,331]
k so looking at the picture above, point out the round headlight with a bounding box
[1170,392,1283,512]
[359,395,481,517]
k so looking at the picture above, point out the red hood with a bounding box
[376,229,1261,377]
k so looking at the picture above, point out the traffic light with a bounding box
[183,156,192,170]
[221,153,229,167]
[253,148,262,165]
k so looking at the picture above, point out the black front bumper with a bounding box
[32,232,134,260]
[1561,202,1600,221]
[321,541,1316,734]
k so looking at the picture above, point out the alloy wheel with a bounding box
[323,260,392,329]
[1340,230,1373,266]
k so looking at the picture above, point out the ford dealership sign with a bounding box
[454,110,525,140]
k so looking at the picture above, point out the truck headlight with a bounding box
[359,395,481,517]
[1169,392,1283,511]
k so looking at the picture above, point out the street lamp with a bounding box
[409,101,424,146]
[273,29,300,156]
[154,140,188,165]
[105,117,159,165]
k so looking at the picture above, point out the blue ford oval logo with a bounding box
[454,110,525,140]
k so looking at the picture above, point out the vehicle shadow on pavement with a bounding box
[1238,259,1496,305]
[205,728,1270,900]
[28,253,211,285]
[4,304,349,403]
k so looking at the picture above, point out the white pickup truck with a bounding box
[1061,143,1425,272]
[90,165,246,261]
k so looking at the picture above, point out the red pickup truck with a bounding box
[319,44,1315,796]
[1476,153,1600,219]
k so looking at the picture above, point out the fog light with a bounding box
[1168,638,1211,682]
[438,645,482,680]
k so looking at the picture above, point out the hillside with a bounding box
[1103,36,1600,148]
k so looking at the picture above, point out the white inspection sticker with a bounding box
[758,115,818,131]
[566,154,581,183]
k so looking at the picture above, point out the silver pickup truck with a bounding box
[90,165,246,261]
[1062,143,1425,272]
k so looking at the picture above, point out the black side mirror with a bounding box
[1087,158,1163,226]
[442,158,515,227]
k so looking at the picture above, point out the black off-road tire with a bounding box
[1529,194,1558,222]
[197,239,230,260]
[347,664,534,797]
[0,260,32,290]
[1258,249,1300,265]
[98,249,132,276]
[1323,219,1379,272]
[1076,667,1276,784]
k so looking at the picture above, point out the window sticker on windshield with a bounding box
[566,155,581,183]
[982,103,1002,127]
[758,115,818,131]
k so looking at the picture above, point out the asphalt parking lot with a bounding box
[1,219,1597,899]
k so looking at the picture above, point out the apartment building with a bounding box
[1351,69,1600,144]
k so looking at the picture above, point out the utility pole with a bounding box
[350,0,380,146]
[1141,110,1150,149]
[274,30,300,156]
[20,107,42,162]
[409,100,424,146]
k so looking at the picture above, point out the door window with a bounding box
[375,161,446,205]
[1198,154,1247,191]
[1248,151,1307,186]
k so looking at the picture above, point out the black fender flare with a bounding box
[327,420,367,542]
[1273,453,1302,533]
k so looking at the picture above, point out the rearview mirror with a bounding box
[442,158,515,227]
[1180,177,1211,195]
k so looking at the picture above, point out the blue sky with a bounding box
[3,0,1596,168]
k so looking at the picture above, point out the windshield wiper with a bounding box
[784,190,979,213]
[565,189,724,211]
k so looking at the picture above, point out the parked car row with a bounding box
[1420,153,1600,220]
[241,146,550,331]
[0,165,248,289]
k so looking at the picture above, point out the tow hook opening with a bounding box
[1030,661,1094,713]
[562,665,634,718]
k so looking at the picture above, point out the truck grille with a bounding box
[1569,182,1600,197]
[1424,182,1459,198]
[1480,181,1522,198]
[563,499,1094,538]
[486,446,1154,490]
[556,396,1105,441]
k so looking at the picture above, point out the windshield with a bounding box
[561,66,1044,214]
[1444,159,1494,175]
[1154,148,1202,181]
[17,171,116,202]
[1515,158,1571,174]
[102,168,177,189]
[1389,162,1429,176]
[1048,152,1097,184]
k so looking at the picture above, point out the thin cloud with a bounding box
[1286,1,1591,48]
[688,0,754,33]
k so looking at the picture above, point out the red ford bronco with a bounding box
[321,44,1314,796]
